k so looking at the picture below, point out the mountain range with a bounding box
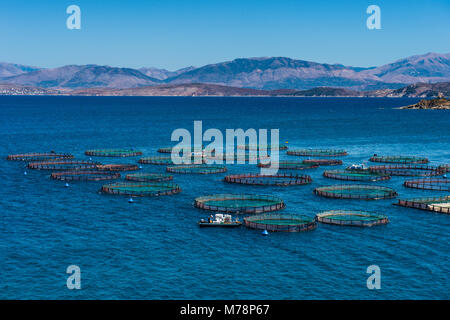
[0,52,449,92]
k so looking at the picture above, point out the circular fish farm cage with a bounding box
[287,149,348,157]
[125,173,173,182]
[51,170,121,181]
[7,152,73,161]
[96,164,139,171]
[85,149,142,157]
[157,147,173,154]
[194,194,285,214]
[244,214,317,232]
[323,169,390,182]
[303,159,343,166]
[369,155,429,164]
[224,173,312,186]
[27,160,100,170]
[167,164,227,174]
[404,179,450,191]
[395,196,450,214]
[237,144,288,151]
[314,185,397,200]
[369,164,445,177]
[316,210,389,227]
[101,182,181,197]
[205,153,261,162]
[439,164,450,172]
[258,161,319,170]
[139,156,174,165]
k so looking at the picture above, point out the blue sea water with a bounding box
[0,96,449,300]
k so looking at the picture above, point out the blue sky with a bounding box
[1,0,449,70]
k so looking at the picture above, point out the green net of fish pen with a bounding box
[314,185,397,200]
[96,164,139,171]
[323,169,390,182]
[369,155,429,164]
[139,155,203,165]
[194,194,285,214]
[158,144,205,154]
[369,164,445,177]
[125,173,173,182]
[303,159,343,166]
[139,156,174,165]
[316,210,389,227]
[244,214,317,232]
[7,152,73,161]
[258,160,319,170]
[51,170,120,181]
[85,149,142,157]
[237,144,288,151]
[287,149,348,157]
[395,196,450,214]
[204,153,261,163]
[224,173,312,186]
[101,182,181,197]
[404,179,450,192]
[166,164,227,174]
[27,160,100,170]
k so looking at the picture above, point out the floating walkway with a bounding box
[166,164,227,174]
[314,185,397,200]
[7,152,73,161]
[125,173,173,182]
[224,173,312,186]
[395,196,450,214]
[237,144,288,151]
[287,149,348,157]
[303,159,342,166]
[85,149,142,157]
[96,164,139,171]
[194,194,285,214]
[258,160,319,170]
[27,160,100,170]
[51,170,120,181]
[101,182,181,197]
[316,210,389,227]
[404,179,450,191]
[323,169,390,182]
[369,164,445,177]
[244,214,317,232]
[369,155,429,164]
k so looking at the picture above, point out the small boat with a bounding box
[198,214,242,228]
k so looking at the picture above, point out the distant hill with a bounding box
[139,66,196,80]
[1,53,449,91]
[1,65,161,89]
[1,81,449,98]
[368,82,450,98]
[360,53,450,84]
[0,63,40,78]
[68,83,275,96]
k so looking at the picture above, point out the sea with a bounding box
[0,96,449,299]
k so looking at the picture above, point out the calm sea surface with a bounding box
[0,96,449,299]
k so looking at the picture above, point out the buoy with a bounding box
[128,197,134,203]
[139,165,143,169]
[444,174,447,179]
[89,157,92,160]
[24,171,27,175]
[65,183,69,187]
[262,230,269,235]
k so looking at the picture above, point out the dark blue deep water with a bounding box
[0,96,449,299]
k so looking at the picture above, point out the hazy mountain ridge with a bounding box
[0,53,449,90]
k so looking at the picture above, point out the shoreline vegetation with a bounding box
[0,82,449,98]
